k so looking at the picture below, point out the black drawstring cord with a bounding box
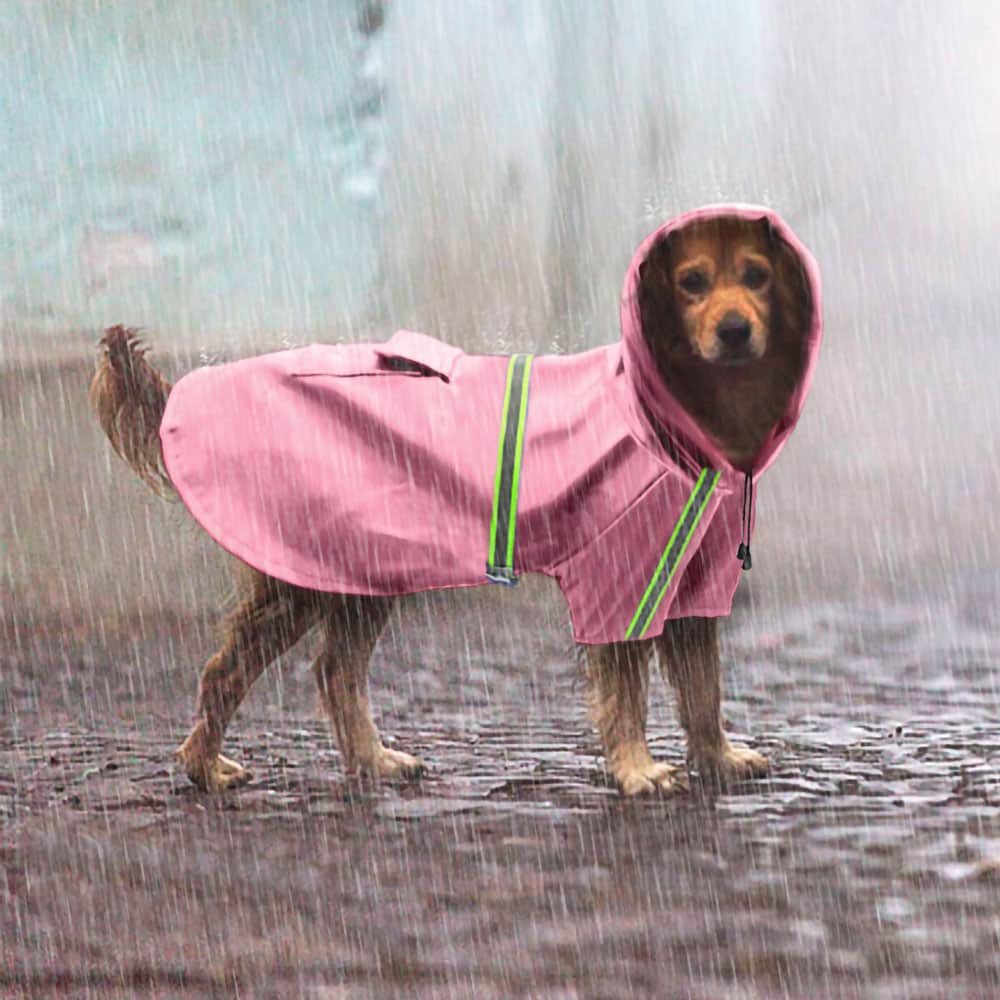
[737,471,753,570]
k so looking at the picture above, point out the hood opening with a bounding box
[619,204,823,481]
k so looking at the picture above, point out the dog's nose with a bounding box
[716,312,751,348]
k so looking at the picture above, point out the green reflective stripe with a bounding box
[506,355,533,567]
[487,354,533,583]
[624,470,706,638]
[487,358,518,571]
[624,469,721,639]
[635,470,722,636]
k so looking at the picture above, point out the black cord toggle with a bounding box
[736,471,754,571]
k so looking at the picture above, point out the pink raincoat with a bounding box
[161,204,822,643]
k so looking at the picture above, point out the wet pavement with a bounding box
[2,594,999,998]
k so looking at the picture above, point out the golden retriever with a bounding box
[90,213,812,796]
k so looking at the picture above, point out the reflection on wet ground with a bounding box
[2,599,998,997]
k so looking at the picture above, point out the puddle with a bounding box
[2,598,999,996]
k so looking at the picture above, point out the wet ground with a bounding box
[2,592,999,998]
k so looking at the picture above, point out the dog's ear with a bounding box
[766,223,813,347]
[637,234,684,361]
[638,233,673,294]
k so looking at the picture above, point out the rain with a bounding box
[2,1,999,996]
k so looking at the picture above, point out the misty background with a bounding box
[3,0,998,637]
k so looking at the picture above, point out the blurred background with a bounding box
[3,0,999,637]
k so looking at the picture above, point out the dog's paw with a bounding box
[616,761,689,797]
[211,753,254,788]
[373,747,425,782]
[695,743,769,787]
[177,749,253,792]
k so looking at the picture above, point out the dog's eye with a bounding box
[743,264,770,290]
[678,271,709,295]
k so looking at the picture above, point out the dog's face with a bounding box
[639,216,810,371]
[669,218,773,364]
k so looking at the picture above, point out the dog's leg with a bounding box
[583,641,687,796]
[176,575,321,791]
[313,594,423,781]
[655,616,769,785]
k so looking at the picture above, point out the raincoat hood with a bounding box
[620,203,823,478]
[161,204,822,644]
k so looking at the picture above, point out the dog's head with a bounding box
[638,216,812,371]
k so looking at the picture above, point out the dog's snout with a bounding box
[716,312,751,348]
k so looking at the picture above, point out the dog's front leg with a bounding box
[583,640,687,796]
[655,617,769,785]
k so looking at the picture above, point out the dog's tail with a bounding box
[90,325,176,498]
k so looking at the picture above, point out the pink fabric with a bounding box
[160,204,822,643]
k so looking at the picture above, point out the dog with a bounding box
[90,205,820,797]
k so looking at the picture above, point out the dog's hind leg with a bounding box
[313,594,423,781]
[583,640,688,796]
[655,616,769,786]
[177,573,323,791]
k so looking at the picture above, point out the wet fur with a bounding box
[90,222,810,796]
[91,326,174,496]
